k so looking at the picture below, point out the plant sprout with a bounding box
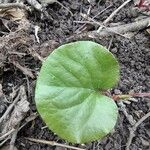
[35,41,120,143]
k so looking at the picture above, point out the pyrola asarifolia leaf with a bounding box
[35,41,119,143]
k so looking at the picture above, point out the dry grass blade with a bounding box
[26,137,86,150]
[126,111,150,150]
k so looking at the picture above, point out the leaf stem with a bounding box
[112,92,150,101]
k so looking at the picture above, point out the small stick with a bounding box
[0,114,38,146]
[74,20,98,25]
[68,17,150,41]
[27,48,44,62]
[93,5,112,19]
[0,136,10,147]
[26,137,85,150]
[19,113,38,130]
[11,61,35,79]
[0,88,21,124]
[56,0,73,16]
[75,5,112,34]
[26,0,42,11]
[9,124,20,150]
[25,0,53,20]
[40,0,73,16]
[0,3,30,11]
[80,13,127,38]
[107,36,113,50]
[126,112,150,150]
[97,0,132,32]
[87,5,92,16]
[0,129,15,141]
[89,17,150,38]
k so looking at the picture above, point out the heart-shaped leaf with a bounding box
[35,41,119,143]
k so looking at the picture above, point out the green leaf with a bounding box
[35,41,119,143]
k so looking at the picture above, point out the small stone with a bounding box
[111,48,118,53]
[140,137,149,146]
[114,89,122,95]
[0,104,6,113]
[146,67,150,75]
[70,3,79,10]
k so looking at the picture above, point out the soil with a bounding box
[0,0,150,150]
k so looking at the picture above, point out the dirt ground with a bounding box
[0,0,150,150]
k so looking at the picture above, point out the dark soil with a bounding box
[0,0,150,150]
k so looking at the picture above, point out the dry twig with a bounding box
[55,0,73,16]
[25,0,42,11]
[26,138,86,150]
[0,137,10,147]
[2,86,29,134]
[0,90,21,124]
[19,113,38,130]
[0,129,15,141]
[75,5,112,33]
[0,86,29,148]
[0,113,38,147]
[9,124,20,150]
[70,17,150,40]
[97,0,132,32]
[11,61,35,79]
[25,0,53,20]
[80,13,127,38]
[0,3,30,11]
[95,17,150,37]
[27,48,44,62]
[126,111,150,150]
[93,5,112,19]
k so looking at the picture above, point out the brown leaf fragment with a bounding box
[0,8,26,21]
